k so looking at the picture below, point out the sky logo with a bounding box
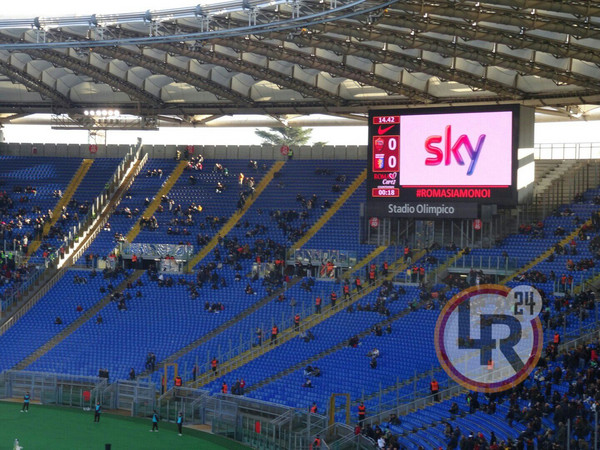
[424,125,486,176]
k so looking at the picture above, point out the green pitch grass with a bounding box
[0,401,250,449]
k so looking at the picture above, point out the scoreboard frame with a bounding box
[366,104,521,219]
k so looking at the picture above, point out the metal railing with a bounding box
[187,251,410,384]
[0,142,143,331]
[535,142,600,160]
[449,254,521,272]
[70,149,147,265]
[0,267,66,335]
[363,315,600,426]
[287,248,358,269]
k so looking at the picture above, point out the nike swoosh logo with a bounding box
[378,125,395,135]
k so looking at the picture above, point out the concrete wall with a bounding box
[0,142,368,160]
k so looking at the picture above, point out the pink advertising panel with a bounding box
[399,111,513,186]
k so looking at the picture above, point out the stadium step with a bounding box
[0,158,147,336]
[246,288,439,395]
[63,157,148,268]
[136,275,304,379]
[290,169,367,251]
[26,159,95,258]
[342,244,389,280]
[12,270,145,370]
[191,250,418,389]
[125,160,188,243]
[185,160,286,271]
[394,244,600,419]
[534,159,583,197]
[499,217,593,284]
[245,249,462,399]
[139,161,378,380]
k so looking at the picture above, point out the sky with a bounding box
[2,120,599,147]
[0,123,366,146]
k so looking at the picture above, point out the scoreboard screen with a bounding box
[367,105,520,218]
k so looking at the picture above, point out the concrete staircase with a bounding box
[0,157,147,336]
[185,160,285,271]
[190,250,420,389]
[26,159,94,258]
[499,217,593,284]
[291,169,367,251]
[13,270,145,370]
[125,160,188,243]
[533,160,582,198]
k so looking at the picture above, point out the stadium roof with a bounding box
[0,0,599,128]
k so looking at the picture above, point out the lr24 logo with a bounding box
[434,284,543,393]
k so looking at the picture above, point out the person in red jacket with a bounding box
[312,435,321,449]
[357,402,366,425]
[355,277,362,292]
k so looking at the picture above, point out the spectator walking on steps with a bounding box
[312,435,321,450]
[355,277,362,292]
[358,402,366,426]
[430,378,440,402]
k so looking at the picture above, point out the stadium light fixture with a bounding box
[83,109,121,117]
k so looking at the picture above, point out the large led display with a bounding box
[367,105,519,218]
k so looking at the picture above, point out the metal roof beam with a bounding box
[91,46,255,106]
[488,0,600,18]
[327,26,600,91]
[0,59,72,110]
[380,14,600,67]
[156,42,344,106]
[53,29,255,106]
[22,48,164,110]
[0,34,164,110]
[107,23,346,105]
[291,32,523,98]
[387,3,600,40]
[214,36,437,103]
